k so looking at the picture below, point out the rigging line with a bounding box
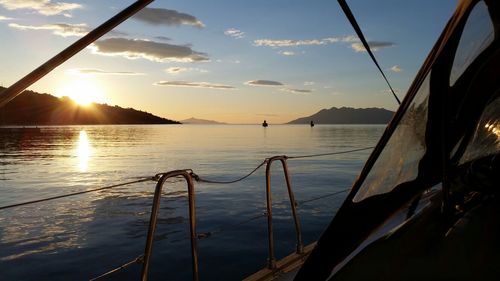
[287,146,374,160]
[299,188,351,205]
[0,177,155,211]
[337,0,401,105]
[191,160,267,184]
[197,212,267,239]
[89,255,144,281]
[198,189,351,239]
[192,147,373,183]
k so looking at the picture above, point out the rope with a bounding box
[191,147,373,184]
[89,255,144,281]
[197,188,351,240]
[0,177,155,210]
[287,147,374,159]
[0,147,370,211]
[197,212,267,239]
[191,160,267,184]
[299,188,350,205]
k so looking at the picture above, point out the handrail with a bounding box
[264,156,304,269]
[141,170,199,281]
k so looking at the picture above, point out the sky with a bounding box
[0,0,458,124]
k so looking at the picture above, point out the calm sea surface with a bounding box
[0,124,384,280]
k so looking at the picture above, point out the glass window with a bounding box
[449,1,494,86]
[459,95,500,164]
[353,74,430,202]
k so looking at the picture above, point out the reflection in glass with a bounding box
[353,73,430,202]
[77,130,92,172]
[449,1,494,86]
[459,96,500,164]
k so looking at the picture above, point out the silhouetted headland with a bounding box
[0,87,180,125]
[181,117,225,124]
[287,107,394,124]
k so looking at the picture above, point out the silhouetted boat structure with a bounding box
[262,120,269,127]
[0,0,498,280]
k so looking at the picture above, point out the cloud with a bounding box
[224,28,244,39]
[281,88,312,94]
[67,68,145,76]
[9,22,89,37]
[304,81,315,86]
[351,41,396,52]
[165,67,188,74]
[155,36,171,41]
[8,22,126,37]
[339,35,359,43]
[389,65,402,72]
[0,0,81,16]
[254,35,357,47]
[245,80,284,86]
[278,50,296,56]
[133,7,204,28]
[0,15,13,21]
[255,39,324,47]
[165,67,207,74]
[154,81,234,89]
[90,38,209,63]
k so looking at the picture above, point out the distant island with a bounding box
[181,117,225,124]
[0,87,180,125]
[287,107,394,124]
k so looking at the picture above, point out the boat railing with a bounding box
[264,155,303,269]
[141,170,199,281]
[0,147,374,280]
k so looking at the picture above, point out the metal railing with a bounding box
[140,170,199,281]
[0,147,371,280]
[264,156,304,269]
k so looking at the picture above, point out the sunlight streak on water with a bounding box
[77,130,92,172]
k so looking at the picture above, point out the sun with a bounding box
[56,79,107,106]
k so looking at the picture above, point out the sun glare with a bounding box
[56,79,107,106]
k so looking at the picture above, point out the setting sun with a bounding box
[56,79,107,106]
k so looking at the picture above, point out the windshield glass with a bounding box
[353,73,430,202]
[449,1,494,86]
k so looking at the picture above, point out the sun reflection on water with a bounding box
[77,130,92,172]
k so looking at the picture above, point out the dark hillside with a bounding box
[288,107,394,124]
[0,87,180,125]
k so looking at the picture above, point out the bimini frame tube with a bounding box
[141,170,199,281]
[265,156,304,269]
[0,0,153,108]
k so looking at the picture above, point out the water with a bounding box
[0,124,384,280]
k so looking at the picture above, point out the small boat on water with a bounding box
[262,120,269,127]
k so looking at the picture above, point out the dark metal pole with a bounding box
[265,159,277,269]
[280,158,304,254]
[0,0,153,108]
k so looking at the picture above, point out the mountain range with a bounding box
[0,87,179,125]
[287,107,394,124]
[180,117,226,124]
